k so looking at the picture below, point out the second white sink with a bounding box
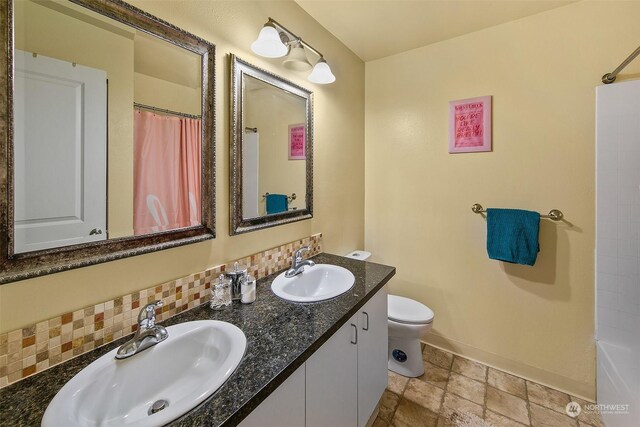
[42,320,246,427]
[271,264,355,303]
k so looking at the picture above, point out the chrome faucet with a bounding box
[115,300,168,360]
[285,246,315,278]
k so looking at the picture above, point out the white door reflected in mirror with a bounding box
[14,50,107,253]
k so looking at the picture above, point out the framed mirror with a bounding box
[230,55,313,235]
[0,0,215,284]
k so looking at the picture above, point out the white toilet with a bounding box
[387,295,434,377]
[344,250,435,378]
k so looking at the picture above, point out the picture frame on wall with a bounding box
[449,95,492,153]
[288,123,306,160]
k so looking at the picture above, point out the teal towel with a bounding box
[486,208,540,266]
[266,194,288,215]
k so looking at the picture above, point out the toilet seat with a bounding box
[388,295,434,325]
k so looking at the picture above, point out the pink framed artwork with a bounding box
[449,96,492,153]
[288,123,306,160]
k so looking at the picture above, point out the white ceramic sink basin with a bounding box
[42,320,246,427]
[271,264,355,303]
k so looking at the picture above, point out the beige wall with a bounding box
[134,72,201,117]
[365,1,640,400]
[245,84,307,213]
[14,0,135,238]
[0,1,365,332]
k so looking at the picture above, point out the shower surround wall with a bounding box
[595,80,640,426]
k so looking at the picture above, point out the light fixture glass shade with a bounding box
[283,42,312,71]
[308,59,336,84]
[251,25,288,58]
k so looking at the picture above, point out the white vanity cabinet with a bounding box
[306,311,359,427]
[238,365,306,427]
[357,286,389,427]
[306,286,388,427]
[240,287,388,427]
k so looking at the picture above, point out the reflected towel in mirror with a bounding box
[265,194,288,215]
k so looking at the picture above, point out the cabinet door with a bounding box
[306,314,359,427]
[358,287,389,427]
[238,365,305,427]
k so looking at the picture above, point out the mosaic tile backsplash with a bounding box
[0,234,322,389]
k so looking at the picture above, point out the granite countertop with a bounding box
[0,253,395,426]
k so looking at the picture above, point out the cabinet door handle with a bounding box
[362,311,369,331]
[350,323,357,345]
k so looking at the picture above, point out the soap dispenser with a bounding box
[226,262,248,302]
[210,274,232,310]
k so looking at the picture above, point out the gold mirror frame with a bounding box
[229,55,313,235]
[0,0,216,284]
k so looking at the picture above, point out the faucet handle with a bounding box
[138,300,163,329]
[294,246,311,261]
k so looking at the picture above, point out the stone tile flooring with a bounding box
[375,344,604,427]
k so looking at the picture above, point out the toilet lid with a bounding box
[388,295,434,325]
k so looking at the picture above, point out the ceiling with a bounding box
[295,0,576,61]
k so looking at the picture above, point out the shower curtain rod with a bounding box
[134,102,201,120]
[602,45,640,84]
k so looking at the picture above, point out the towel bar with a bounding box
[262,193,297,202]
[471,203,563,221]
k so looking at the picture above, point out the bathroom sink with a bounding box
[42,320,246,427]
[271,264,355,302]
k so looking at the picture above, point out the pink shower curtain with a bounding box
[133,110,201,236]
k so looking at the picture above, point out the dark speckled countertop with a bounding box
[0,253,395,426]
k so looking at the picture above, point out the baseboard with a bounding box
[365,404,380,427]
[423,333,595,402]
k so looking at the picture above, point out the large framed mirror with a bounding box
[230,55,313,235]
[0,0,215,284]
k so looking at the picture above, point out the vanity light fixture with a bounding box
[283,41,312,71]
[251,18,336,84]
[250,22,288,58]
[307,58,335,84]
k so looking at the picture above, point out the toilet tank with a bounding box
[344,250,371,261]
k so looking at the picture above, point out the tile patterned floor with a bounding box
[374,344,605,427]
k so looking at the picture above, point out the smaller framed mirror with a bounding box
[230,55,313,235]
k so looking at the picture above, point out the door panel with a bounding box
[14,50,107,253]
[306,315,359,427]
[358,287,389,427]
[239,365,305,427]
